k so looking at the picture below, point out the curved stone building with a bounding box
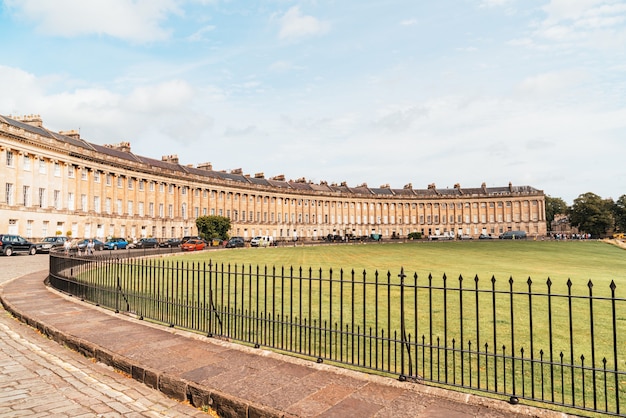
[0,114,546,241]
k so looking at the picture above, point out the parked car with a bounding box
[159,238,181,248]
[76,239,105,252]
[181,239,207,251]
[34,236,69,253]
[225,237,245,248]
[250,236,274,247]
[104,237,129,250]
[499,231,527,240]
[479,234,496,240]
[0,234,37,256]
[181,236,202,245]
[134,238,159,249]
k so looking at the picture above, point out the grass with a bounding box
[177,240,626,295]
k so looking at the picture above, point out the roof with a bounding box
[0,114,544,199]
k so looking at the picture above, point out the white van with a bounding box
[250,236,274,247]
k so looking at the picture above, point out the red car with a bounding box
[181,239,206,251]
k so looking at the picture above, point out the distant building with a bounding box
[0,114,547,241]
[550,214,579,236]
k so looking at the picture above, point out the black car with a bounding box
[159,238,181,248]
[35,236,70,253]
[225,237,245,248]
[0,234,37,256]
[135,238,159,248]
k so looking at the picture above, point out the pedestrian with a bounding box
[63,239,71,256]
[87,239,95,255]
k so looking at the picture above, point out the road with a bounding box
[0,253,208,417]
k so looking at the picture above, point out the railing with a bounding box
[48,252,626,417]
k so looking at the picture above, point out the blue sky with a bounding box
[1,0,625,204]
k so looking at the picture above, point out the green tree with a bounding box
[568,192,614,238]
[544,195,568,232]
[196,216,231,241]
[613,195,626,233]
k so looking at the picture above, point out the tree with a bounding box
[613,195,626,233]
[544,195,568,232]
[196,216,231,241]
[568,192,614,238]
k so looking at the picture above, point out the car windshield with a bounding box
[43,237,56,242]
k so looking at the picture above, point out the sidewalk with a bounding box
[0,270,570,418]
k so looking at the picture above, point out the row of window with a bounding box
[4,182,540,225]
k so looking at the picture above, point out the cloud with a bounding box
[400,18,417,26]
[187,25,216,42]
[277,6,330,41]
[4,0,180,43]
[533,0,626,47]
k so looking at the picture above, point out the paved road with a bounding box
[0,253,207,417]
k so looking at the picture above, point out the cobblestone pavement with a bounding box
[0,254,207,417]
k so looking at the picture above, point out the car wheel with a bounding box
[29,247,36,255]
[5,247,13,256]
[113,245,118,250]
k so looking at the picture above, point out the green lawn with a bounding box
[176,240,626,296]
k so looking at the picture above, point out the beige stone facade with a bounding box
[0,114,547,241]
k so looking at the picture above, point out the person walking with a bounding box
[87,239,95,256]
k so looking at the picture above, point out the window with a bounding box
[81,194,87,211]
[23,155,31,170]
[38,188,46,208]
[127,201,133,216]
[5,183,14,205]
[117,199,123,215]
[39,159,46,174]
[94,171,100,183]
[149,181,154,191]
[22,186,30,206]
[93,196,100,213]
[6,151,14,167]
[106,174,112,185]
[139,180,144,191]
[68,165,75,178]
[54,190,61,209]
[159,203,164,217]
[117,177,123,188]
[138,202,144,217]
[128,178,134,190]
[105,198,111,214]
[168,204,173,218]
[148,202,154,216]
[68,193,75,210]
[81,168,88,180]
[54,162,61,176]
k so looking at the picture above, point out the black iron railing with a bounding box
[48,252,626,416]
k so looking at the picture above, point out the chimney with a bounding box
[197,162,213,171]
[254,172,265,179]
[161,155,179,164]
[59,129,80,140]
[15,114,43,128]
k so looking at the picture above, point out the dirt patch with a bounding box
[603,239,626,250]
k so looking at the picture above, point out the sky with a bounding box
[1,0,625,205]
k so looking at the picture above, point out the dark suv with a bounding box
[0,234,37,256]
[134,238,159,249]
